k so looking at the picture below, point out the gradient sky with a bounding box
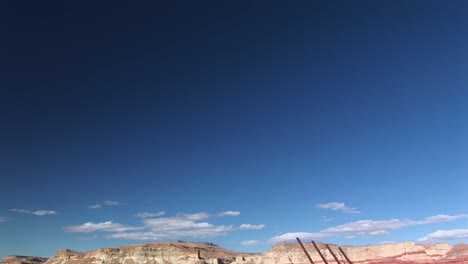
[2,0,468,259]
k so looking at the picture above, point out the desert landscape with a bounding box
[3,2,467,264]
[2,241,468,264]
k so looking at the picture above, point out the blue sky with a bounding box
[2,0,468,259]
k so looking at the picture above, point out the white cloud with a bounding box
[143,215,232,238]
[10,209,57,216]
[10,209,30,214]
[178,212,210,220]
[33,210,58,216]
[240,240,263,246]
[268,213,468,244]
[107,220,233,240]
[64,221,141,233]
[219,211,240,217]
[269,232,328,243]
[106,231,164,240]
[239,224,266,230]
[369,230,390,236]
[103,200,119,206]
[316,202,359,214]
[0,216,7,222]
[418,229,468,242]
[66,212,235,241]
[322,219,408,236]
[136,211,165,218]
[88,200,120,209]
[417,214,468,224]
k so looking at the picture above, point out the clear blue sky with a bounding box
[1,0,468,259]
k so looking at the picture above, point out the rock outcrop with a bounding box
[0,255,48,264]
[44,242,254,264]
[3,241,468,264]
[263,241,468,263]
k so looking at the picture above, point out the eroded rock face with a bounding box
[44,242,251,264]
[441,244,468,260]
[6,241,468,264]
[0,255,48,264]
[263,241,468,264]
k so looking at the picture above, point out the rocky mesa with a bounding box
[0,255,48,264]
[2,241,468,264]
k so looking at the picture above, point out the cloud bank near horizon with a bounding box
[63,207,468,246]
[418,229,468,242]
[65,211,264,241]
[269,214,468,243]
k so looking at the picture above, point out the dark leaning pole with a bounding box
[325,244,341,264]
[297,238,353,264]
[338,247,353,264]
[311,241,328,264]
[296,237,315,264]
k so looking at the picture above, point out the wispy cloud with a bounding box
[321,216,334,222]
[178,212,210,221]
[415,214,468,224]
[105,216,233,240]
[10,209,57,216]
[239,224,266,230]
[138,214,233,239]
[418,229,468,242]
[103,200,119,206]
[64,221,141,233]
[65,211,249,241]
[135,211,165,218]
[316,202,359,214]
[0,216,7,222]
[268,213,468,243]
[219,211,240,217]
[88,200,119,209]
[240,240,264,246]
[269,232,328,243]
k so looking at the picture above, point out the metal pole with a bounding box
[338,247,353,264]
[325,244,341,264]
[296,237,315,264]
[311,241,328,264]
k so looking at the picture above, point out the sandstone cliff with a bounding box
[260,242,452,264]
[3,241,468,264]
[43,242,254,264]
[0,255,48,264]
